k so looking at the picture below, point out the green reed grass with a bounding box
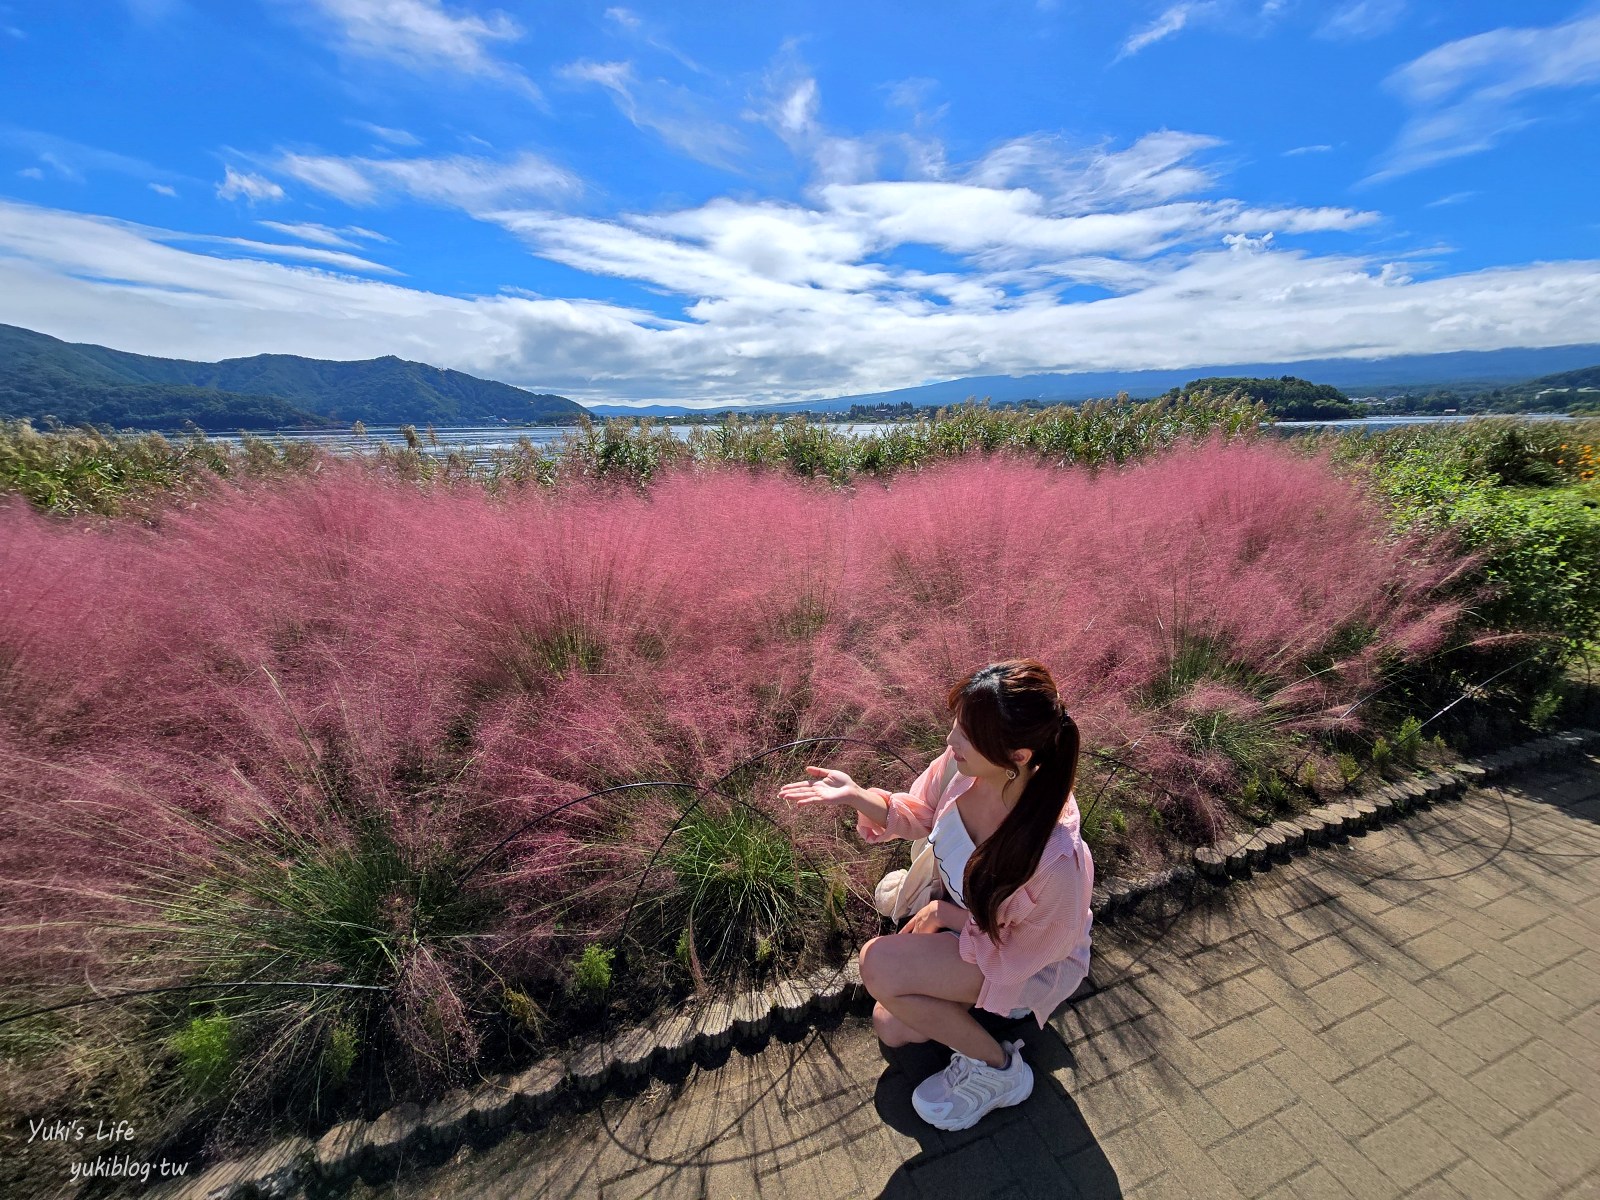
[656,804,830,980]
[2,391,1271,514]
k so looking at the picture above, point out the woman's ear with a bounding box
[1013,747,1033,770]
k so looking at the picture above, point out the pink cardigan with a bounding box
[857,746,1095,1029]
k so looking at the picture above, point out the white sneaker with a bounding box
[911,1038,1034,1130]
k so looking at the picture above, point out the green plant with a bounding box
[1263,773,1290,808]
[1146,633,1237,707]
[1182,708,1281,776]
[1078,797,1107,851]
[660,804,826,976]
[169,1012,235,1098]
[1335,752,1362,789]
[1371,446,1600,664]
[501,989,545,1038]
[569,944,616,1003]
[1529,685,1565,728]
[1395,716,1423,765]
[1109,808,1128,835]
[1370,735,1393,775]
[674,928,693,970]
[1239,774,1262,812]
[1300,760,1319,790]
[824,871,850,931]
[136,805,492,1113]
[754,935,776,970]
[321,1022,359,1086]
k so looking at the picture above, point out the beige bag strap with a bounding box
[893,750,960,919]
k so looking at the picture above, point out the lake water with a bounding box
[1272,413,1576,433]
[209,412,1577,462]
[207,422,912,460]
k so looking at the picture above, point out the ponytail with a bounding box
[949,662,1080,940]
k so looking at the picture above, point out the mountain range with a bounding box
[5,322,1599,430]
[0,324,585,431]
[585,344,1600,416]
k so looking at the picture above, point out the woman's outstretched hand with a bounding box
[900,899,969,936]
[779,766,859,809]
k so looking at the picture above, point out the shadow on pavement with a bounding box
[870,1010,1123,1199]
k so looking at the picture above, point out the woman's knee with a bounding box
[872,1001,929,1047]
[859,935,895,998]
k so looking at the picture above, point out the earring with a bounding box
[1006,768,1017,781]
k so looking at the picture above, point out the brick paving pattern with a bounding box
[355,754,1600,1199]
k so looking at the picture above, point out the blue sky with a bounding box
[1,1,1598,406]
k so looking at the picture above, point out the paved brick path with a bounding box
[353,754,1600,1199]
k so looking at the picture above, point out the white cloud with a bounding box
[886,77,939,112]
[748,64,886,185]
[4,196,1600,406]
[1317,0,1405,40]
[148,182,178,197]
[967,131,1223,212]
[777,77,820,139]
[17,166,43,180]
[171,232,400,275]
[0,128,184,187]
[560,58,631,91]
[1373,12,1600,179]
[557,59,744,167]
[347,119,421,146]
[276,149,579,209]
[1223,231,1273,253]
[1426,191,1476,208]
[302,0,536,96]
[216,166,286,203]
[1118,3,1207,59]
[257,220,392,247]
[1283,144,1333,156]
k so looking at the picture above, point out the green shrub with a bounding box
[754,935,776,970]
[321,1022,359,1086]
[1395,716,1423,765]
[661,804,826,976]
[570,944,616,1003]
[170,1012,235,1098]
[501,989,545,1038]
[1530,685,1565,728]
[1370,735,1393,775]
[1366,446,1600,663]
[1182,707,1282,776]
[141,808,492,1113]
[1335,753,1362,788]
[1239,774,1262,812]
[1263,773,1290,809]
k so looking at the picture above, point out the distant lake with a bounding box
[1272,413,1577,433]
[206,422,914,462]
[208,412,1579,462]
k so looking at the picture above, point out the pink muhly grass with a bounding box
[0,437,1475,1069]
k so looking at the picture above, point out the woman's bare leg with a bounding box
[859,932,1005,1067]
[872,1001,931,1046]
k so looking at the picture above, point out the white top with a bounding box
[927,800,977,905]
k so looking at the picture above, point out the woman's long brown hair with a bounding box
[949,659,1080,940]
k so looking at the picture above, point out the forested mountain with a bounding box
[1526,365,1600,392]
[587,344,1600,416]
[1163,375,1361,419]
[0,324,586,431]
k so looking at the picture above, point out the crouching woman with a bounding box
[781,659,1095,1131]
